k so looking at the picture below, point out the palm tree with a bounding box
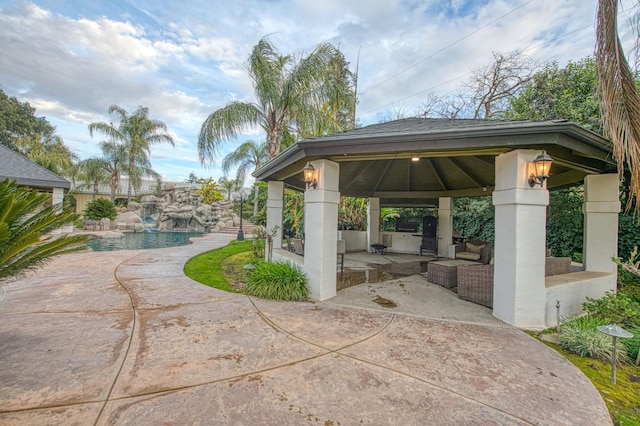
[198,36,355,163]
[100,140,127,202]
[72,157,109,200]
[222,140,268,217]
[0,179,88,281]
[218,177,240,201]
[89,105,174,202]
[222,140,268,184]
[596,0,640,212]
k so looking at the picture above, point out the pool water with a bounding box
[87,231,203,251]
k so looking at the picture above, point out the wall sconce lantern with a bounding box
[302,162,318,190]
[528,150,553,187]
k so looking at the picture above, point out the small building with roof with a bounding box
[0,143,70,206]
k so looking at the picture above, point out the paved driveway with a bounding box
[0,234,611,425]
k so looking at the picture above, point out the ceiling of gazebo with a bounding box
[253,118,617,207]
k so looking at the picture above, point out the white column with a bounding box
[492,150,549,328]
[583,174,620,273]
[266,181,284,255]
[304,160,340,300]
[367,197,380,249]
[438,197,453,258]
[52,187,64,206]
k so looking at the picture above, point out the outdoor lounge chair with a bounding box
[456,256,572,308]
[454,239,492,264]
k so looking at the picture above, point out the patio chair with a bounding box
[454,239,492,264]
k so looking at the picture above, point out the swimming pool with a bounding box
[87,231,203,251]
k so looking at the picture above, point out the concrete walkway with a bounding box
[0,234,612,425]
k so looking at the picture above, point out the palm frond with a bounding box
[198,102,263,165]
[0,179,88,281]
[596,0,640,212]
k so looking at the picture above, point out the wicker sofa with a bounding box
[454,240,492,264]
[457,257,571,308]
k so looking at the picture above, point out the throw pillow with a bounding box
[466,242,486,254]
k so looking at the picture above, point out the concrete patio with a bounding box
[0,233,612,425]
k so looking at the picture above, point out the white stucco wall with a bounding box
[379,231,422,254]
[545,272,616,327]
[340,230,368,251]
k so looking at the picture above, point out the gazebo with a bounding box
[253,118,620,329]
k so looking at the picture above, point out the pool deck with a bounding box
[0,233,613,425]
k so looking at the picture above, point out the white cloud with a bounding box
[0,0,636,179]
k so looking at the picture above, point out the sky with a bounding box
[0,0,638,184]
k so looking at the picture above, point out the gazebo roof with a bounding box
[253,118,616,206]
[0,143,70,190]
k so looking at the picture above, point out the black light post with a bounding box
[237,193,246,242]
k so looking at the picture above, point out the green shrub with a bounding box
[623,327,640,363]
[583,291,640,329]
[244,261,308,301]
[84,198,116,220]
[559,316,631,364]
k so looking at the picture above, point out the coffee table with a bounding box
[427,259,482,288]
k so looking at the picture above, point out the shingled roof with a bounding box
[253,118,616,206]
[0,143,70,189]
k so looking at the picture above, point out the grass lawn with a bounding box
[535,335,640,425]
[184,240,253,292]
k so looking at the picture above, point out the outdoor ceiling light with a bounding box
[302,162,318,190]
[411,156,420,162]
[528,150,553,188]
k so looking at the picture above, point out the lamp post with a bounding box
[235,188,250,242]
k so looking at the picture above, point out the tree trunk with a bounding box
[92,181,98,200]
[267,127,281,158]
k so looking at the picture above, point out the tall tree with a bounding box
[418,51,538,120]
[0,88,76,175]
[218,177,240,201]
[198,36,356,163]
[505,58,601,132]
[99,140,127,202]
[72,157,109,200]
[464,51,539,119]
[88,105,174,202]
[221,140,268,185]
[596,0,640,212]
[221,140,268,216]
[0,88,54,149]
[0,179,88,281]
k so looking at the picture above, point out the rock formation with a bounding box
[113,185,239,233]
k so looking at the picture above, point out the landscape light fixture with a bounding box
[302,162,318,190]
[528,150,553,187]
[597,324,634,384]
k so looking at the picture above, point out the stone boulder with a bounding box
[103,231,124,239]
[114,211,144,230]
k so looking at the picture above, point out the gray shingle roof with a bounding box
[254,117,616,206]
[0,143,70,189]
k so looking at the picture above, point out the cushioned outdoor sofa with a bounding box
[457,256,572,308]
